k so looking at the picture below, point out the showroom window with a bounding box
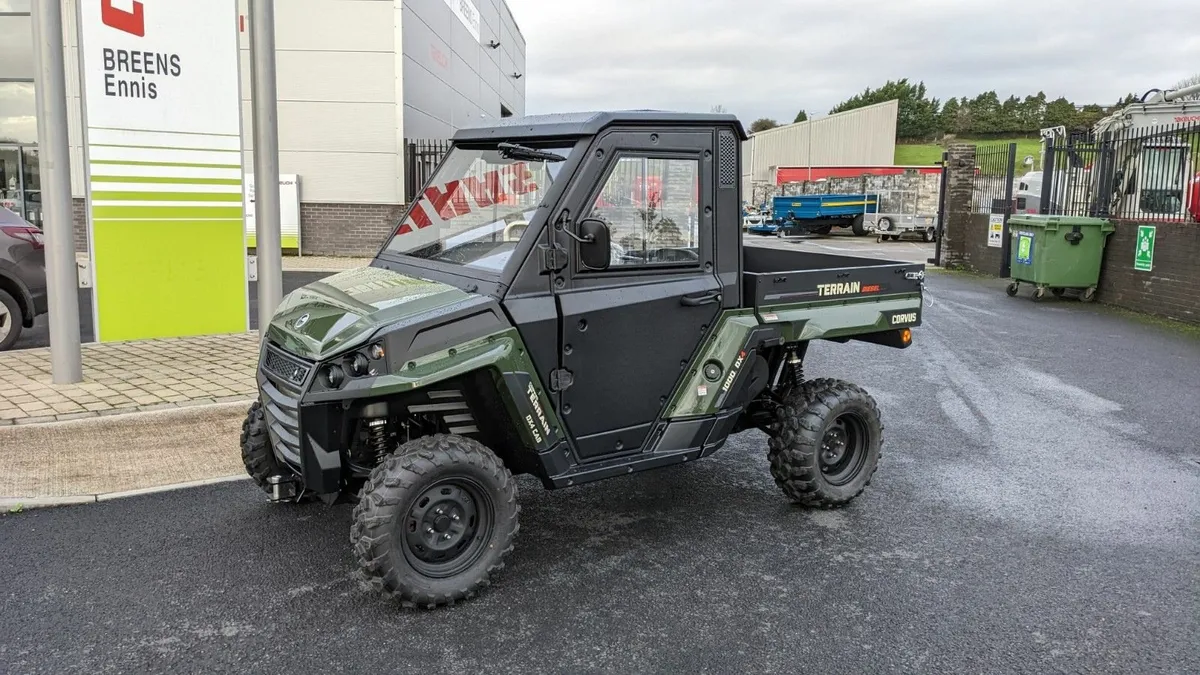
[0,2,40,224]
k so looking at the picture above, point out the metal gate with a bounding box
[404,139,452,203]
[972,142,1017,277]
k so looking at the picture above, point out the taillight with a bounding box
[1,226,44,250]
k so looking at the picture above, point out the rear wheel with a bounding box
[1006,282,1019,297]
[851,214,867,236]
[923,228,936,243]
[351,434,519,608]
[767,380,883,508]
[1081,286,1097,303]
[0,289,23,352]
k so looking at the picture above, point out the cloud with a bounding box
[504,0,1199,122]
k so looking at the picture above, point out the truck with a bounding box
[747,193,878,236]
[1035,83,1200,221]
[243,111,925,608]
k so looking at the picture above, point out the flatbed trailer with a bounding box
[750,193,878,237]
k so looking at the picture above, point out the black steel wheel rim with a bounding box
[819,412,870,486]
[401,477,495,579]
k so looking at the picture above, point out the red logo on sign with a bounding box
[101,0,145,37]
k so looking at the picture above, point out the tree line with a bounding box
[741,76,1200,139]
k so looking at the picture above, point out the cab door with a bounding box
[552,129,721,460]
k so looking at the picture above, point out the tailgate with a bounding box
[743,262,926,307]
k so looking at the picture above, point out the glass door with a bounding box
[21,146,39,227]
[0,145,23,220]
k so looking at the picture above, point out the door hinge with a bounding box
[549,368,574,392]
[539,243,568,273]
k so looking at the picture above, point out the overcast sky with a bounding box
[505,0,1199,123]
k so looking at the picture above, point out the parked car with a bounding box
[0,206,47,351]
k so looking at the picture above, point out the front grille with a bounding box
[260,344,311,470]
[263,346,311,386]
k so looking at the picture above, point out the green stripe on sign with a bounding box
[91,191,243,202]
[93,205,244,219]
[92,159,242,169]
[90,143,241,153]
[91,175,243,185]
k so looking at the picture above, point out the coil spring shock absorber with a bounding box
[787,347,804,388]
[363,417,389,465]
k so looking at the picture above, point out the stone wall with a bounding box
[750,172,942,216]
[69,198,402,257]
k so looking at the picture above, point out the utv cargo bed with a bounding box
[742,247,925,308]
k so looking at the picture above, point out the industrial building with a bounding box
[741,100,899,199]
[0,0,526,255]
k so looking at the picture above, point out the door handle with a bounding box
[680,291,721,306]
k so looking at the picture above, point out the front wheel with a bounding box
[351,434,519,608]
[923,228,936,243]
[767,380,883,508]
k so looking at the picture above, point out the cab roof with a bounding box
[451,110,749,143]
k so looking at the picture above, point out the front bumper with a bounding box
[257,342,312,476]
[257,341,357,495]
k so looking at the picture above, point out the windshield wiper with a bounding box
[497,142,566,162]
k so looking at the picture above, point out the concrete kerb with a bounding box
[0,399,256,512]
[2,475,251,512]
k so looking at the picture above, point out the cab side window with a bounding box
[585,155,700,267]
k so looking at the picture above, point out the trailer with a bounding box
[751,193,878,237]
[862,188,940,242]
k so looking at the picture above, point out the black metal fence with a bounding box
[1039,122,1200,222]
[971,141,1017,214]
[404,139,452,203]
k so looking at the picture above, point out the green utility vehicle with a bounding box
[242,112,925,608]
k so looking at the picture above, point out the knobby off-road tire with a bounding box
[351,434,519,609]
[241,400,283,493]
[767,379,883,508]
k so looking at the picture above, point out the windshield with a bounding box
[1138,146,1186,214]
[381,145,572,272]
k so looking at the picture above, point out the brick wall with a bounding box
[297,202,403,257]
[1098,221,1200,324]
[72,197,87,253]
[949,212,1006,275]
[69,198,402,257]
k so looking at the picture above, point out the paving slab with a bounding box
[0,332,259,425]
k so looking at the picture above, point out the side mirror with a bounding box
[577,218,611,270]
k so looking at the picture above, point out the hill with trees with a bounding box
[827,78,1140,140]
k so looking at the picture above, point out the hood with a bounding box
[265,265,473,360]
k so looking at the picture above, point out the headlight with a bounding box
[367,342,385,360]
[348,353,370,377]
[321,364,345,388]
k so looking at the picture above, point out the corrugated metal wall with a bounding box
[741,100,898,197]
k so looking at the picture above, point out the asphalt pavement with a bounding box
[2,271,1198,674]
[11,271,333,351]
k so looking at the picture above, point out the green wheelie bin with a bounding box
[1004,215,1115,302]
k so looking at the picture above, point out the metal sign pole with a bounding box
[249,0,283,322]
[30,0,82,383]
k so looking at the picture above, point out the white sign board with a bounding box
[77,0,248,341]
[987,214,1004,248]
[443,0,481,42]
[245,174,302,251]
